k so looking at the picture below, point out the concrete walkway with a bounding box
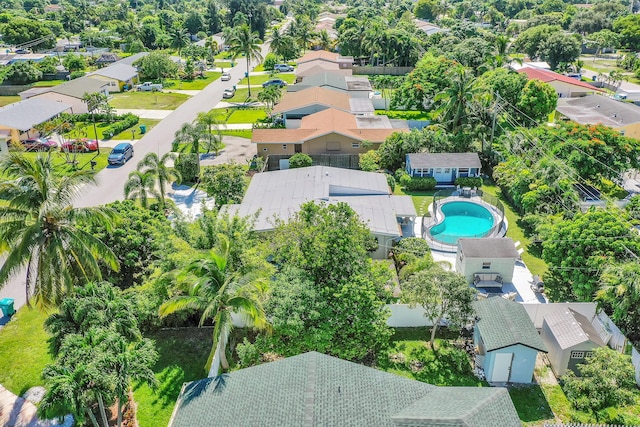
[0,385,73,427]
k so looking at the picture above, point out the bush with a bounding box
[386,174,396,191]
[175,153,199,183]
[236,338,262,368]
[455,177,482,188]
[399,174,412,187]
[395,168,408,181]
[102,113,139,138]
[404,177,437,191]
[288,153,312,168]
[69,70,85,80]
[263,53,277,70]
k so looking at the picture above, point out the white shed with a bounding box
[456,238,518,283]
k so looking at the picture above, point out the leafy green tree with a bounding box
[514,24,562,59]
[196,111,223,155]
[0,153,118,307]
[201,163,247,208]
[435,67,479,133]
[2,17,55,48]
[477,68,527,110]
[541,208,638,301]
[184,10,204,34]
[36,56,60,74]
[170,26,190,57]
[5,61,42,84]
[174,122,206,173]
[257,85,282,115]
[614,14,640,50]
[414,0,439,20]
[137,152,181,209]
[82,92,110,154]
[378,128,454,170]
[562,348,638,413]
[63,53,87,73]
[516,79,557,125]
[401,265,476,346]
[227,24,263,96]
[159,235,270,376]
[124,170,159,209]
[134,51,178,82]
[625,195,640,221]
[539,32,582,70]
[596,262,640,346]
[392,54,457,111]
[359,150,381,171]
[288,153,312,168]
[588,30,621,58]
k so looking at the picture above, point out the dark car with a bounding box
[108,142,134,165]
[23,138,57,151]
[262,79,287,88]
[61,139,99,152]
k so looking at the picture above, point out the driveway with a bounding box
[200,136,256,166]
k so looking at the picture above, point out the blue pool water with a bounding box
[430,201,494,244]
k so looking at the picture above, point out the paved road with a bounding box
[581,68,640,93]
[76,43,271,208]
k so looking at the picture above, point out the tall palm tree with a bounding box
[435,67,479,134]
[204,37,218,65]
[0,153,118,307]
[170,26,190,57]
[174,121,206,173]
[317,29,334,52]
[227,24,263,97]
[257,85,282,116]
[137,152,181,209]
[124,170,159,209]
[159,236,269,377]
[268,26,286,60]
[196,111,223,155]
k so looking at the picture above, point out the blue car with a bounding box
[108,142,134,165]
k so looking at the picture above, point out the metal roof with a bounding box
[543,308,606,350]
[117,52,148,66]
[407,152,482,169]
[89,63,138,81]
[226,166,410,236]
[474,298,548,353]
[46,77,108,99]
[556,95,640,127]
[459,238,519,259]
[349,98,375,114]
[0,97,72,131]
[170,352,521,427]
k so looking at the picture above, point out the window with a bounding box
[444,168,450,173]
[571,351,585,359]
[585,351,594,358]
[482,262,491,270]
[282,144,287,150]
[436,168,442,173]
[352,142,360,148]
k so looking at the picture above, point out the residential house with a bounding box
[405,152,482,184]
[25,77,109,114]
[288,72,372,98]
[88,63,139,92]
[95,53,122,67]
[169,352,522,427]
[474,297,548,383]
[44,4,63,12]
[556,94,640,139]
[295,62,352,83]
[253,108,407,157]
[274,87,374,125]
[0,97,71,143]
[541,308,607,376]
[296,50,354,69]
[115,52,148,66]
[456,238,519,284]
[414,19,447,36]
[517,65,603,98]
[224,166,416,258]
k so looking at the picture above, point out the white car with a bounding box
[222,87,236,98]
[221,72,231,81]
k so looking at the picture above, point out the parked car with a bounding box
[14,49,31,54]
[221,72,231,81]
[22,138,57,151]
[222,87,236,99]
[135,82,163,92]
[274,64,294,72]
[262,79,287,88]
[61,139,99,152]
[108,142,134,165]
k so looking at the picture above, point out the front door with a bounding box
[492,352,513,382]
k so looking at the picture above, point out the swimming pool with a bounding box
[429,201,495,244]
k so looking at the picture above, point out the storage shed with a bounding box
[456,238,518,283]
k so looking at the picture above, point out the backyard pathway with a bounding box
[0,385,73,427]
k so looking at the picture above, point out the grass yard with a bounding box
[164,72,222,90]
[509,385,555,426]
[112,119,161,140]
[482,182,548,277]
[0,95,20,107]
[394,186,436,216]
[32,80,66,87]
[0,308,52,396]
[238,73,296,86]
[134,328,211,427]
[221,130,252,139]
[210,107,267,124]
[174,141,226,154]
[72,119,160,140]
[224,87,266,103]
[376,110,430,121]
[18,151,110,175]
[215,61,233,69]
[109,92,190,110]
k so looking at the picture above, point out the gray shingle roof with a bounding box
[543,308,606,350]
[0,97,72,131]
[407,152,482,169]
[117,52,148,66]
[474,297,548,352]
[46,77,108,99]
[170,352,522,427]
[89,63,138,81]
[459,238,519,259]
[556,95,640,127]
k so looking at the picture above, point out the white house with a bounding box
[405,153,482,184]
[456,238,518,283]
[517,66,604,98]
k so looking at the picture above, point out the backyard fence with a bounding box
[0,85,31,96]
[266,154,360,171]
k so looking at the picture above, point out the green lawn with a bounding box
[0,95,20,107]
[134,328,211,427]
[174,141,226,154]
[394,187,436,216]
[509,385,555,426]
[19,151,110,175]
[164,72,222,90]
[0,308,52,396]
[109,92,190,110]
[482,182,548,277]
[221,130,252,139]
[237,73,296,86]
[72,119,160,140]
[376,110,430,121]
[112,119,160,140]
[214,61,233,69]
[210,107,267,124]
[32,80,66,87]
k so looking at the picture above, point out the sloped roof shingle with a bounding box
[543,308,606,350]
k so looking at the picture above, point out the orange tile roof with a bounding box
[274,87,351,114]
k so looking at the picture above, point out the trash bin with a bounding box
[592,75,597,81]
[244,72,248,78]
[0,298,15,318]
[140,124,147,134]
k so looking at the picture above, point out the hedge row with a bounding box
[102,113,139,138]
[454,177,482,188]
[401,176,437,191]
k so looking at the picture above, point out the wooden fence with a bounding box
[267,154,360,171]
[352,66,414,76]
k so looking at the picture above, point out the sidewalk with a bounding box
[114,109,173,120]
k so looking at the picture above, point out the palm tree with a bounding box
[317,29,334,52]
[124,170,159,209]
[268,26,286,60]
[227,24,263,97]
[204,37,218,65]
[196,111,223,155]
[174,121,206,173]
[159,236,269,377]
[0,153,119,307]
[137,152,181,209]
[170,26,190,57]
[257,85,282,116]
[435,67,479,134]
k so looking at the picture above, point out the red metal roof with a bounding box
[517,67,604,92]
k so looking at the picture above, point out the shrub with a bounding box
[359,150,380,171]
[102,113,139,138]
[236,338,261,368]
[404,177,437,191]
[386,173,396,191]
[263,53,277,70]
[288,153,312,168]
[69,70,85,80]
[455,177,482,188]
[399,174,412,187]
[174,153,199,183]
[395,168,408,181]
